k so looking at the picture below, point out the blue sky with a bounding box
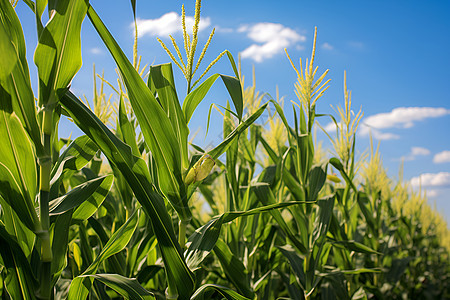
[15,1,450,221]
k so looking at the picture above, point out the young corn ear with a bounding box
[185,154,215,185]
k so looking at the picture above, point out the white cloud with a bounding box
[433,150,450,163]
[89,47,103,55]
[360,107,450,140]
[410,172,450,187]
[348,41,364,50]
[401,146,430,161]
[136,12,211,37]
[426,189,440,198]
[373,130,399,140]
[215,26,233,33]
[322,42,333,50]
[323,122,336,132]
[239,23,305,62]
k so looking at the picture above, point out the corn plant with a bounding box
[1,0,449,299]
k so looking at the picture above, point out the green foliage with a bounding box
[0,0,448,299]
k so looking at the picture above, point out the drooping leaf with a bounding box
[68,210,140,299]
[277,245,306,290]
[50,135,99,183]
[330,240,381,255]
[81,274,154,300]
[87,4,191,223]
[308,163,327,200]
[208,103,267,160]
[48,175,113,221]
[214,239,254,298]
[182,52,243,124]
[185,200,309,270]
[253,182,309,254]
[61,90,194,298]
[191,284,250,300]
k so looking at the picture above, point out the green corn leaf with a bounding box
[148,63,190,170]
[182,70,243,124]
[281,148,306,201]
[0,197,35,259]
[306,195,335,292]
[0,105,38,232]
[220,74,243,121]
[277,245,306,290]
[356,191,376,234]
[80,274,154,300]
[61,90,194,297]
[87,5,190,223]
[386,257,414,283]
[208,103,267,160]
[317,268,381,277]
[308,163,327,200]
[185,200,309,270]
[50,135,99,181]
[0,21,17,81]
[34,0,88,104]
[217,245,250,291]
[269,99,297,139]
[0,1,43,155]
[184,74,221,124]
[68,210,140,299]
[85,200,137,274]
[253,182,309,254]
[118,96,140,157]
[87,217,127,276]
[224,101,239,211]
[48,175,113,221]
[72,175,113,221]
[312,195,335,245]
[51,210,73,277]
[329,157,357,192]
[214,239,254,298]
[0,224,37,300]
[330,240,381,255]
[259,133,280,163]
[191,284,250,300]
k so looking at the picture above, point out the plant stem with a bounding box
[38,109,53,299]
[178,219,188,249]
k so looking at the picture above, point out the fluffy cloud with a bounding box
[239,23,305,62]
[323,122,336,133]
[136,12,211,37]
[322,42,333,50]
[360,107,450,140]
[89,47,103,55]
[426,189,440,198]
[402,147,430,161]
[433,150,450,164]
[410,172,450,187]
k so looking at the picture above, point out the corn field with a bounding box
[0,0,449,299]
